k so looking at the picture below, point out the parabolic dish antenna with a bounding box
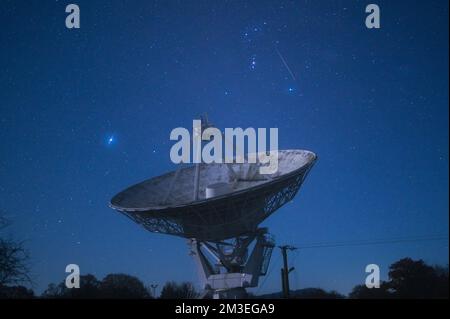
[110,150,316,241]
[110,132,316,298]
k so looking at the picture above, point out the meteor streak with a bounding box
[275,46,296,81]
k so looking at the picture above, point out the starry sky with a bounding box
[0,0,448,295]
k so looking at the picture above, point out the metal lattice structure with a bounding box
[110,148,316,298]
[110,150,316,241]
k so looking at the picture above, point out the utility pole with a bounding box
[150,284,158,298]
[278,245,297,299]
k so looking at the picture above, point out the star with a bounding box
[107,135,115,145]
[250,55,257,70]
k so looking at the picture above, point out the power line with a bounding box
[278,245,297,298]
[255,251,281,295]
[290,249,301,292]
[294,235,448,250]
[253,235,447,297]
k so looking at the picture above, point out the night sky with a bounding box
[1,0,448,295]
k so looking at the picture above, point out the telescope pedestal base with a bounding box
[188,228,274,299]
[212,287,247,299]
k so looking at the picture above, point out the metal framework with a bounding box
[110,149,317,298]
[189,228,274,299]
[111,150,316,241]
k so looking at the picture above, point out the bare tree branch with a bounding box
[0,215,32,286]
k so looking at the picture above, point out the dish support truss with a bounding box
[117,163,314,241]
[189,228,274,299]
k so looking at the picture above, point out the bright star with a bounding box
[250,56,257,70]
[107,135,115,145]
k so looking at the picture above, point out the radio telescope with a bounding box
[110,124,316,298]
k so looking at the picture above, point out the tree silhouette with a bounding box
[349,282,392,299]
[387,258,448,298]
[0,215,32,295]
[291,288,345,299]
[258,287,345,299]
[349,258,449,299]
[99,274,151,298]
[42,274,101,298]
[160,281,199,299]
[0,285,34,298]
[42,273,151,298]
